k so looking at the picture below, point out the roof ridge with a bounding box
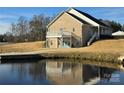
[68,8,109,27]
[66,12,90,25]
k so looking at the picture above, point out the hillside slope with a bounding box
[44,39,124,54]
[0,41,45,53]
[84,39,124,53]
[0,39,124,54]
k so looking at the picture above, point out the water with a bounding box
[0,59,124,85]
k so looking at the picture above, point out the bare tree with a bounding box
[29,14,51,41]
[8,14,51,42]
[16,16,28,42]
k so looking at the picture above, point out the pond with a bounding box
[0,59,124,85]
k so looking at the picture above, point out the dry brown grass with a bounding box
[85,39,124,53]
[0,39,124,62]
[1,39,124,54]
[46,39,124,54]
[0,41,45,53]
[39,39,124,63]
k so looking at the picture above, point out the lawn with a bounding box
[0,39,124,63]
[0,41,46,53]
[1,39,124,54]
[41,39,124,55]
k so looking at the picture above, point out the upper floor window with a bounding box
[73,28,75,32]
[60,28,66,32]
[103,28,105,31]
[60,28,64,31]
[60,28,63,31]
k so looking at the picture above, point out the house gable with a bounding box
[47,12,83,28]
[48,12,83,32]
[47,11,65,28]
[47,8,109,28]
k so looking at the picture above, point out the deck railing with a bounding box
[46,31,72,38]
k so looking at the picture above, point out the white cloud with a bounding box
[0,13,31,34]
[0,14,19,20]
[0,14,19,34]
[0,15,16,19]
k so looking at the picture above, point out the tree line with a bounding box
[100,19,124,32]
[110,21,124,32]
[0,16,124,42]
[3,14,51,42]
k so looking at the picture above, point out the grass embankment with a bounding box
[0,39,124,63]
[41,51,120,63]
[40,39,124,63]
[0,41,45,53]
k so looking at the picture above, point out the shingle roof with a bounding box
[66,12,90,25]
[47,8,110,28]
[72,8,109,27]
[112,31,124,36]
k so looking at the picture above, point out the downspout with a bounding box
[81,24,83,46]
[46,31,47,48]
[46,27,48,48]
[46,39,47,48]
[70,33,72,47]
[61,36,63,48]
[97,26,100,39]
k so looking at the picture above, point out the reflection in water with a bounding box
[83,65,99,84]
[0,59,123,85]
[46,61,83,84]
[29,62,46,80]
[45,60,118,85]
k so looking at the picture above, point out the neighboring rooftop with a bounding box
[112,31,124,36]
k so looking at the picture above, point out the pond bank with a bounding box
[0,51,123,64]
[0,52,42,61]
[40,51,123,64]
[0,39,124,64]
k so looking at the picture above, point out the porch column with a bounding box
[61,37,63,48]
[46,38,47,48]
[70,36,72,47]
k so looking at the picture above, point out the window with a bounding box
[46,40,48,47]
[60,28,64,31]
[103,28,105,31]
[60,28,66,32]
[60,28,63,31]
[50,40,53,45]
[76,42,79,46]
[58,38,61,45]
[73,28,75,32]
[48,28,50,32]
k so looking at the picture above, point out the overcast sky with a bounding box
[0,7,124,34]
